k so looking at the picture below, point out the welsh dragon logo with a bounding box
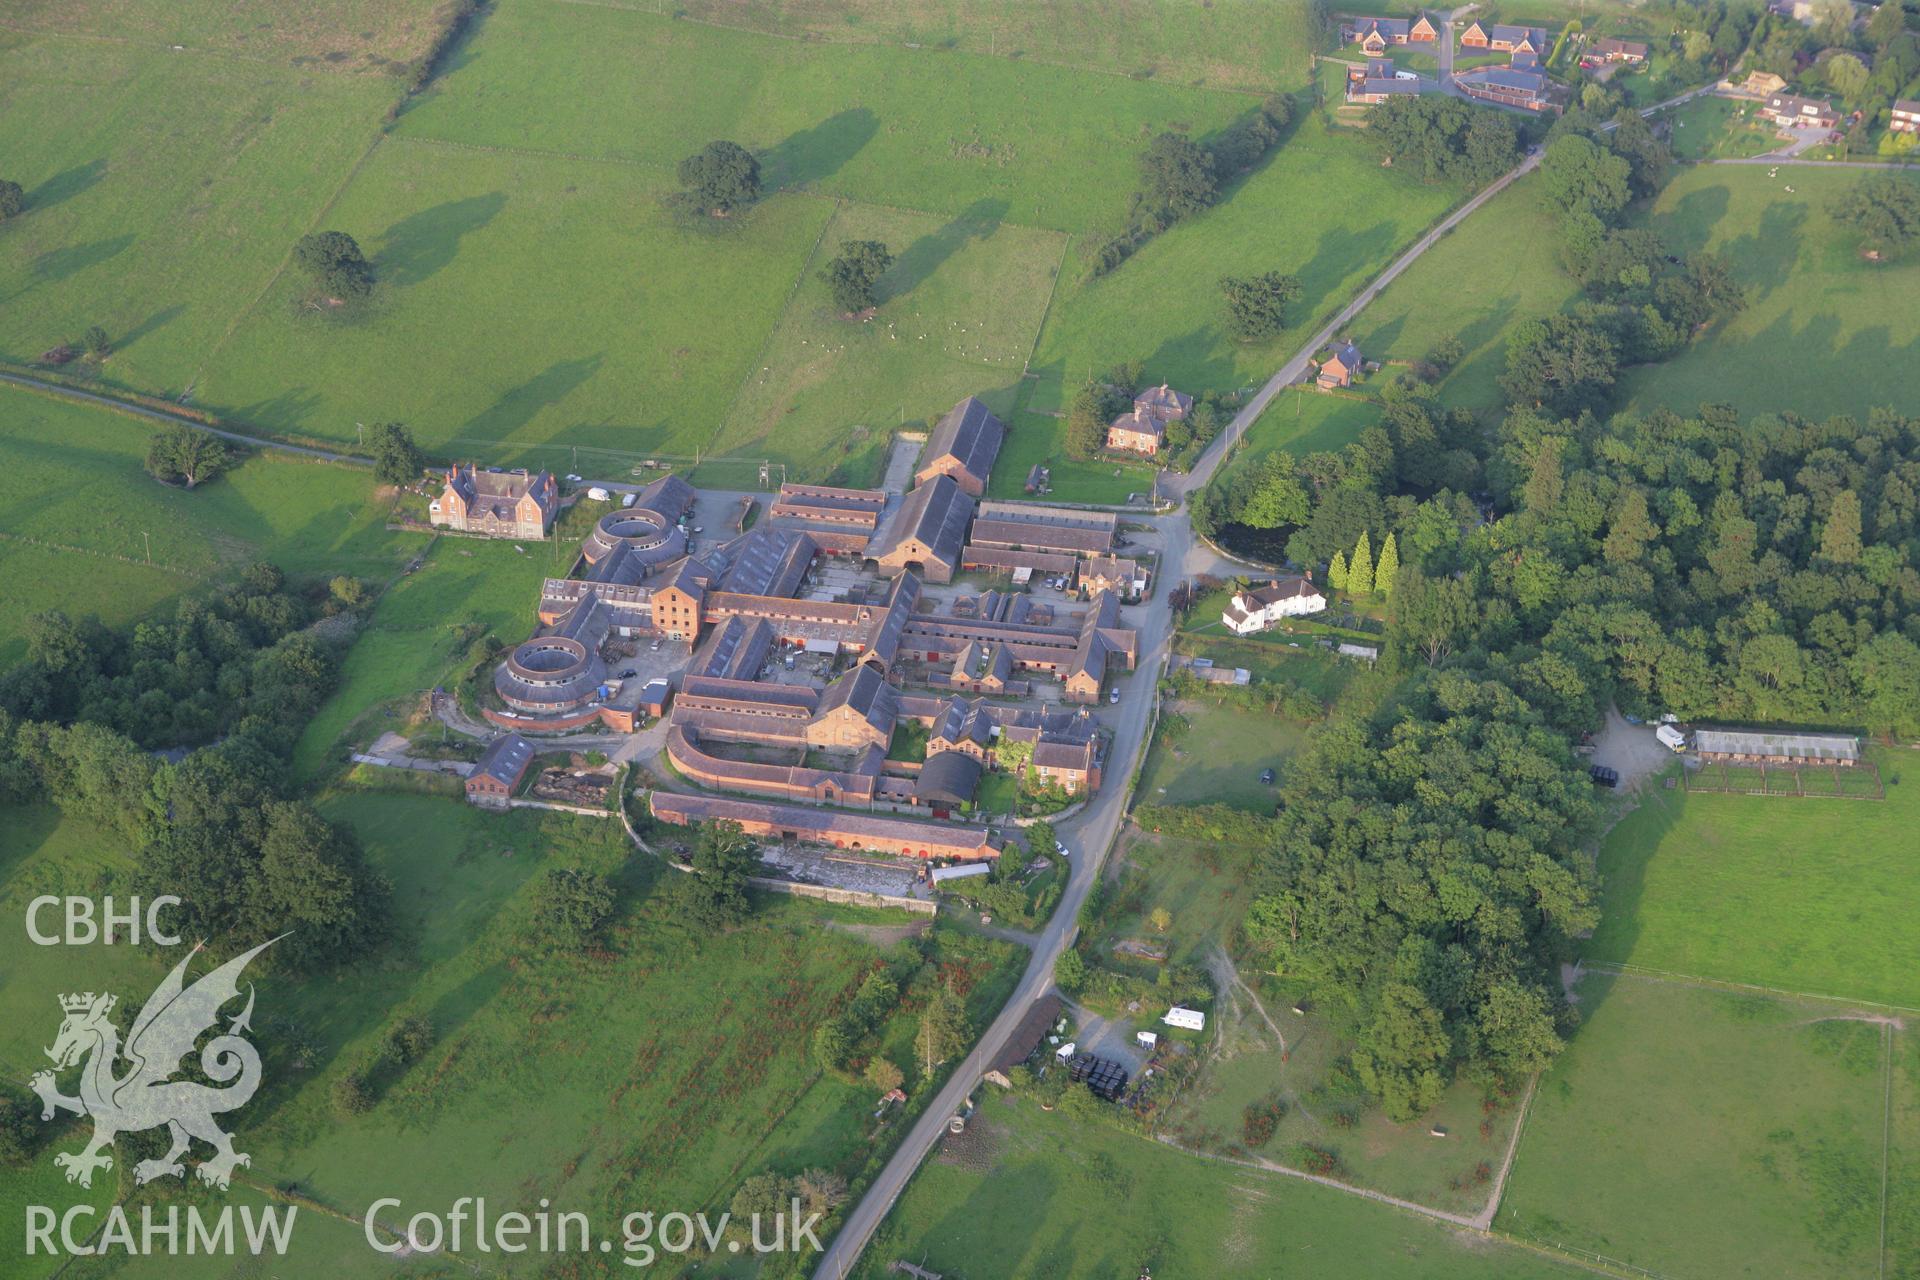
[29,938,276,1191]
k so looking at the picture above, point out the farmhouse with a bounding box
[465,733,534,808]
[431,465,558,539]
[1317,340,1365,389]
[1104,383,1193,455]
[1460,21,1548,54]
[1891,99,1920,134]
[649,790,1001,860]
[1760,92,1839,130]
[915,396,1006,497]
[1222,576,1326,634]
[1690,729,1860,765]
[1591,35,1649,62]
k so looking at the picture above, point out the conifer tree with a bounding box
[1374,531,1400,596]
[1348,530,1375,594]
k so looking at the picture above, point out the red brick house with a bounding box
[432,465,557,539]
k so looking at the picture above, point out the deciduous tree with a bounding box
[821,239,893,313]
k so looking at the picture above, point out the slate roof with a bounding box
[470,733,534,787]
[918,751,984,806]
[714,527,816,598]
[864,573,921,668]
[690,616,775,680]
[869,473,975,568]
[1455,64,1549,95]
[919,397,1006,488]
[816,663,899,738]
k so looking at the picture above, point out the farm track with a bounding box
[0,371,367,465]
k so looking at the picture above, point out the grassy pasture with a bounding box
[988,409,1159,506]
[1094,831,1259,969]
[710,199,1066,479]
[1139,701,1303,811]
[0,37,391,396]
[1498,975,1887,1278]
[0,796,1022,1275]
[1586,749,1920,1008]
[290,536,554,779]
[1022,114,1460,413]
[2,0,447,68]
[200,137,834,461]
[663,0,1318,94]
[1623,165,1920,423]
[0,385,419,662]
[1162,975,1530,1218]
[1351,173,1573,413]
[1659,92,1781,161]
[855,1096,1584,1278]
[395,1,1254,235]
[1226,387,1383,469]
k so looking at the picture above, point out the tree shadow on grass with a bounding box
[115,305,186,356]
[759,108,879,191]
[1141,325,1246,399]
[1296,220,1398,306]
[883,197,1010,301]
[460,353,605,445]
[1716,197,1807,302]
[28,235,133,289]
[376,193,507,288]
[1647,180,1731,259]
[29,159,106,213]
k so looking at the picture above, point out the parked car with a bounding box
[619,668,637,678]
[1108,689,1120,705]
[1260,768,1276,785]
[1590,765,1620,788]
[650,637,663,651]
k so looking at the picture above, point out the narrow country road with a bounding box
[813,137,1557,1279]
[812,76,1735,1272]
[0,370,369,465]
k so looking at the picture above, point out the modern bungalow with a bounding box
[1760,92,1839,130]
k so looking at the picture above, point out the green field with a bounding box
[856,1096,1584,1278]
[1227,387,1383,469]
[1586,750,1920,1007]
[1660,93,1782,161]
[659,0,1319,95]
[1623,165,1920,423]
[1139,700,1303,810]
[4,0,446,66]
[1022,113,1460,414]
[989,408,1159,506]
[1162,972,1531,1218]
[710,199,1066,480]
[2,0,1464,487]
[1351,173,1573,413]
[0,795,1022,1276]
[0,384,419,661]
[199,138,836,463]
[290,535,555,778]
[394,2,1253,235]
[0,35,391,397]
[1499,975,1888,1278]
